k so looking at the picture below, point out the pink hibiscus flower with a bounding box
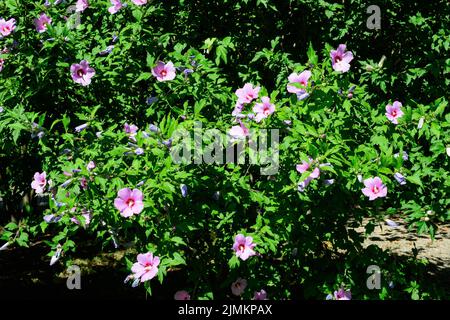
[86,161,96,171]
[287,70,311,96]
[253,96,275,122]
[124,123,138,135]
[70,60,95,86]
[34,13,52,33]
[330,44,354,73]
[233,234,256,261]
[253,289,268,300]
[235,83,260,104]
[229,121,249,140]
[334,288,352,300]
[31,172,47,194]
[231,278,247,296]
[385,101,404,124]
[108,0,123,14]
[114,188,144,217]
[152,61,176,81]
[131,252,160,282]
[174,290,191,300]
[132,0,147,5]
[76,0,89,12]
[296,159,320,179]
[0,18,16,38]
[362,176,387,200]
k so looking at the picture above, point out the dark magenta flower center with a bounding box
[126,199,135,207]
[77,69,85,77]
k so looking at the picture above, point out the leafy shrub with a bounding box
[0,0,449,300]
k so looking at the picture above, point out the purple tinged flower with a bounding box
[44,214,62,223]
[70,60,95,86]
[297,178,312,192]
[60,179,73,188]
[253,289,267,300]
[325,294,333,300]
[134,148,144,155]
[114,188,144,217]
[149,124,159,132]
[174,290,191,300]
[152,61,176,81]
[99,45,114,56]
[297,92,310,101]
[330,44,354,73]
[34,13,52,33]
[231,278,247,296]
[394,151,409,161]
[180,184,188,198]
[44,0,51,7]
[31,172,47,194]
[0,18,16,38]
[108,0,123,14]
[112,33,119,43]
[132,0,147,5]
[124,123,138,136]
[146,96,158,105]
[235,83,260,104]
[72,169,81,173]
[232,234,256,261]
[361,177,388,200]
[71,211,92,225]
[0,107,4,113]
[323,179,335,186]
[131,252,160,283]
[87,161,96,171]
[393,172,407,185]
[76,0,89,12]
[284,120,292,126]
[80,177,88,190]
[162,138,173,148]
[357,174,363,183]
[385,101,404,124]
[334,288,352,300]
[232,103,244,117]
[287,70,311,95]
[253,96,275,122]
[183,68,194,77]
[447,147,450,157]
[229,121,250,140]
[296,159,320,181]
